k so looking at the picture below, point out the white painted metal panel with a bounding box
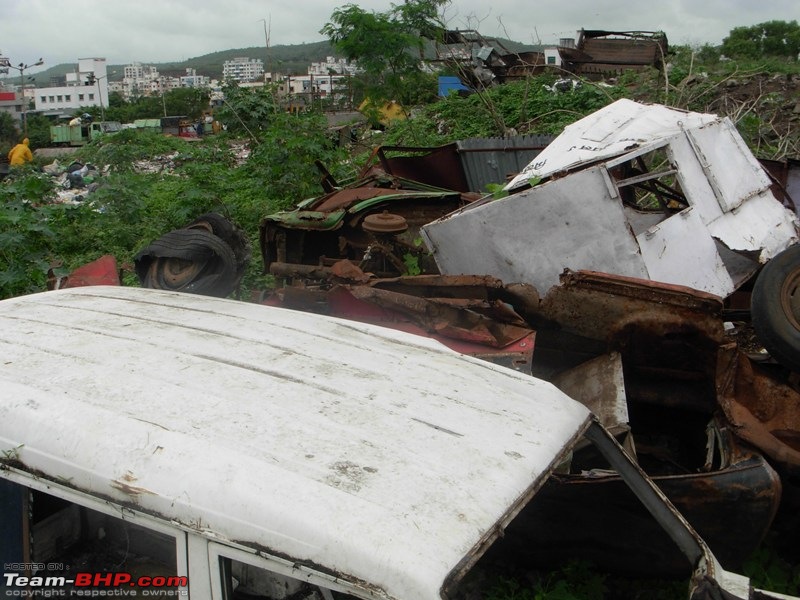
[423,167,649,294]
[707,193,799,263]
[636,206,735,296]
[432,100,798,298]
[684,119,772,213]
[505,99,718,190]
[0,286,592,600]
[665,132,724,225]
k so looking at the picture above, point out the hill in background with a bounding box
[16,37,538,86]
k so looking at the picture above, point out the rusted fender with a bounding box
[717,342,800,475]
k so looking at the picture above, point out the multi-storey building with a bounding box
[33,57,108,117]
[222,57,264,83]
[180,68,211,88]
[308,56,359,76]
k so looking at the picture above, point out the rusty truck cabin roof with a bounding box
[0,286,594,600]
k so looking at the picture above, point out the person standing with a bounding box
[8,138,33,166]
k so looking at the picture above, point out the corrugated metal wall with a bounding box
[457,135,555,192]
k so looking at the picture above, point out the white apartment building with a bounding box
[222,57,264,82]
[120,62,160,99]
[34,57,109,116]
[180,68,210,88]
[308,56,359,76]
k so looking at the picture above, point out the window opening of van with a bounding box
[6,485,180,591]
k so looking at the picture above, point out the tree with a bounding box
[0,112,20,151]
[320,1,448,106]
[721,20,800,59]
[163,87,211,119]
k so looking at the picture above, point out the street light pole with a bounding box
[9,58,44,138]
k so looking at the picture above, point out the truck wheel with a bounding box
[752,244,800,372]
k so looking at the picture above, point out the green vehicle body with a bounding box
[49,121,122,146]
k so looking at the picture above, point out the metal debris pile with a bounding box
[61,100,800,581]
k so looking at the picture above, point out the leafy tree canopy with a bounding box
[320,0,448,105]
[721,20,800,59]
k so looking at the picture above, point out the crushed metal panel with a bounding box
[665,128,797,268]
[428,101,798,296]
[422,166,650,295]
[501,441,781,576]
[706,194,799,265]
[533,270,725,411]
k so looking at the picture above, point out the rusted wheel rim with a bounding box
[779,267,800,331]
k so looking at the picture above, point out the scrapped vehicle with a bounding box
[0,286,794,599]
[421,99,800,368]
[50,120,122,146]
[260,169,480,280]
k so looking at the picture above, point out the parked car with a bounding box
[0,286,795,599]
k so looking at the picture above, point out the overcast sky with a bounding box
[1,0,797,74]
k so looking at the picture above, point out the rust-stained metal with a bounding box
[531,271,725,410]
[262,268,538,373]
[260,169,477,278]
[362,211,408,234]
[563,30,669,77]
[717,343,800,476]
[513,270,787,570]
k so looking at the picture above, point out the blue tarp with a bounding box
[438,76,470,97]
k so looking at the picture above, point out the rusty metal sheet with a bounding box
[261,271,539,373]
[531,270,726,411]
[568,30,668,76]
[717,343,800,475]
[537,270,724,342]
[372,144,470,193]
[346,285,531,347]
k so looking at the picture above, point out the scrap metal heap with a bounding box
[60,99,799,585]
[257,99,800,576]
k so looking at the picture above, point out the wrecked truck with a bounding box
[421,99,800,370]
[0,286,796,599]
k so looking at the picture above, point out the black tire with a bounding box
[134,228,239,297]
[188,212,251,274]
[751,244,800,372]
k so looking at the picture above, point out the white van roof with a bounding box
[0,287,592,600]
